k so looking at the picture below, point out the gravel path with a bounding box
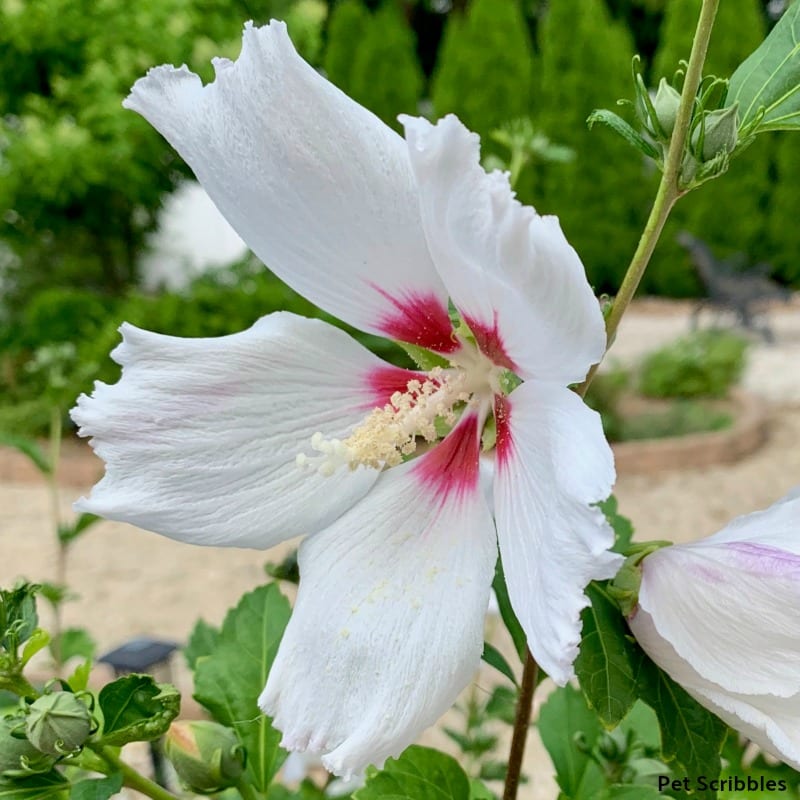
[1,300,799,798]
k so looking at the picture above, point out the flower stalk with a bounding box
[504,1,720,797]
[91,744,181,800]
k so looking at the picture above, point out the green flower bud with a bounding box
[164,720,246,793]
[25,692,92,756]
[691,104,739,162]
[652,78,681,137]
[0,716,55,777]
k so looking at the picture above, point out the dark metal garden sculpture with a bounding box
[677,231,791,342]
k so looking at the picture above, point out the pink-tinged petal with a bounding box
[71,313,396,549]
[259,435,496,777]
[401,114,605,383]
[124,22,449,340]
[493,381,620,684]
[637,501,800,697]
[630,608,800,770]
[701,489,800,554]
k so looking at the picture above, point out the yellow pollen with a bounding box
[296,367,471,476]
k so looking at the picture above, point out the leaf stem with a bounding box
[502,651,538,800]
[576,0,720,395]
[235,776,261,800]
[92,744,181,800]
[503,2,721,797]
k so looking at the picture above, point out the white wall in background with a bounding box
[140,181,247,290]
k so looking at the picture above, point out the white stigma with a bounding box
[297,367,474,476]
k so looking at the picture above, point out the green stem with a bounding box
[503,3,721,798]
[92,745,181,800]
[235,777,261,800]
[577,0,720,396]
[47,406,66,671]
[0,674,39,699]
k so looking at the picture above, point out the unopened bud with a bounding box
[0,716,55,777]
[165,720,246,792]
[691,104,739,162]
[652,78,681,137]
[25,693,92,756]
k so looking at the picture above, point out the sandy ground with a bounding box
[2,300,800,798]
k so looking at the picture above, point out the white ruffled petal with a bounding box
[637,496,800,698]
[71,313,415,548]
[493,381,620,684]
[260,414,496,777]
[630,607,800,770]
[125,22,455,351]
[401,114,605,382]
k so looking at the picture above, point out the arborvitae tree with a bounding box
[348,1,424,130]
[323,0,369,94]
[647,0,770,296]
[767,133,800,284]
[536,0,649,293]
[430,0,534,141]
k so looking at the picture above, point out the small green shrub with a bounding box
[639,330,748,399]
[618,400,733,441]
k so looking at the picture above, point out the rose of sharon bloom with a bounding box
[71,21,622,777]
[629,491,800,770]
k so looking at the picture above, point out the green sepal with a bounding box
[587,109,660,160]
[396,342,450,371]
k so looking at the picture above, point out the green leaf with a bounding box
[634,657,727,800]
[184,619,220,671]
[97,674,180,746]
[20,629,50,667]
[469,778,497,799]
[0,435,51,476]
[193,583,291,793]
[58,514,101,546]
[484,685,518,726]
[267,780,329,800]
[0,771,68,800]
[575,582,640,727]
[598,496,634,554]
[728,1,800,132]
[538,684,604,800]
[65,659,92,692]
[1,584,39,655]
[354,746,470,799]
[69,773,122,800]
[52,628,95,663]
[587,109,661,159]
[598,786,669,800]
[481,643,517,687]
[491,556,527,662]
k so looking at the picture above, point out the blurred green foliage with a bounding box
[536,0,650,293]
[348,1,424,130]
[431,0,534,141]
[639,330,749,399]
[0,0,326,316]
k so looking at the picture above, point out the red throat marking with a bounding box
[371,286,459,354]
[413,413,481,503]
